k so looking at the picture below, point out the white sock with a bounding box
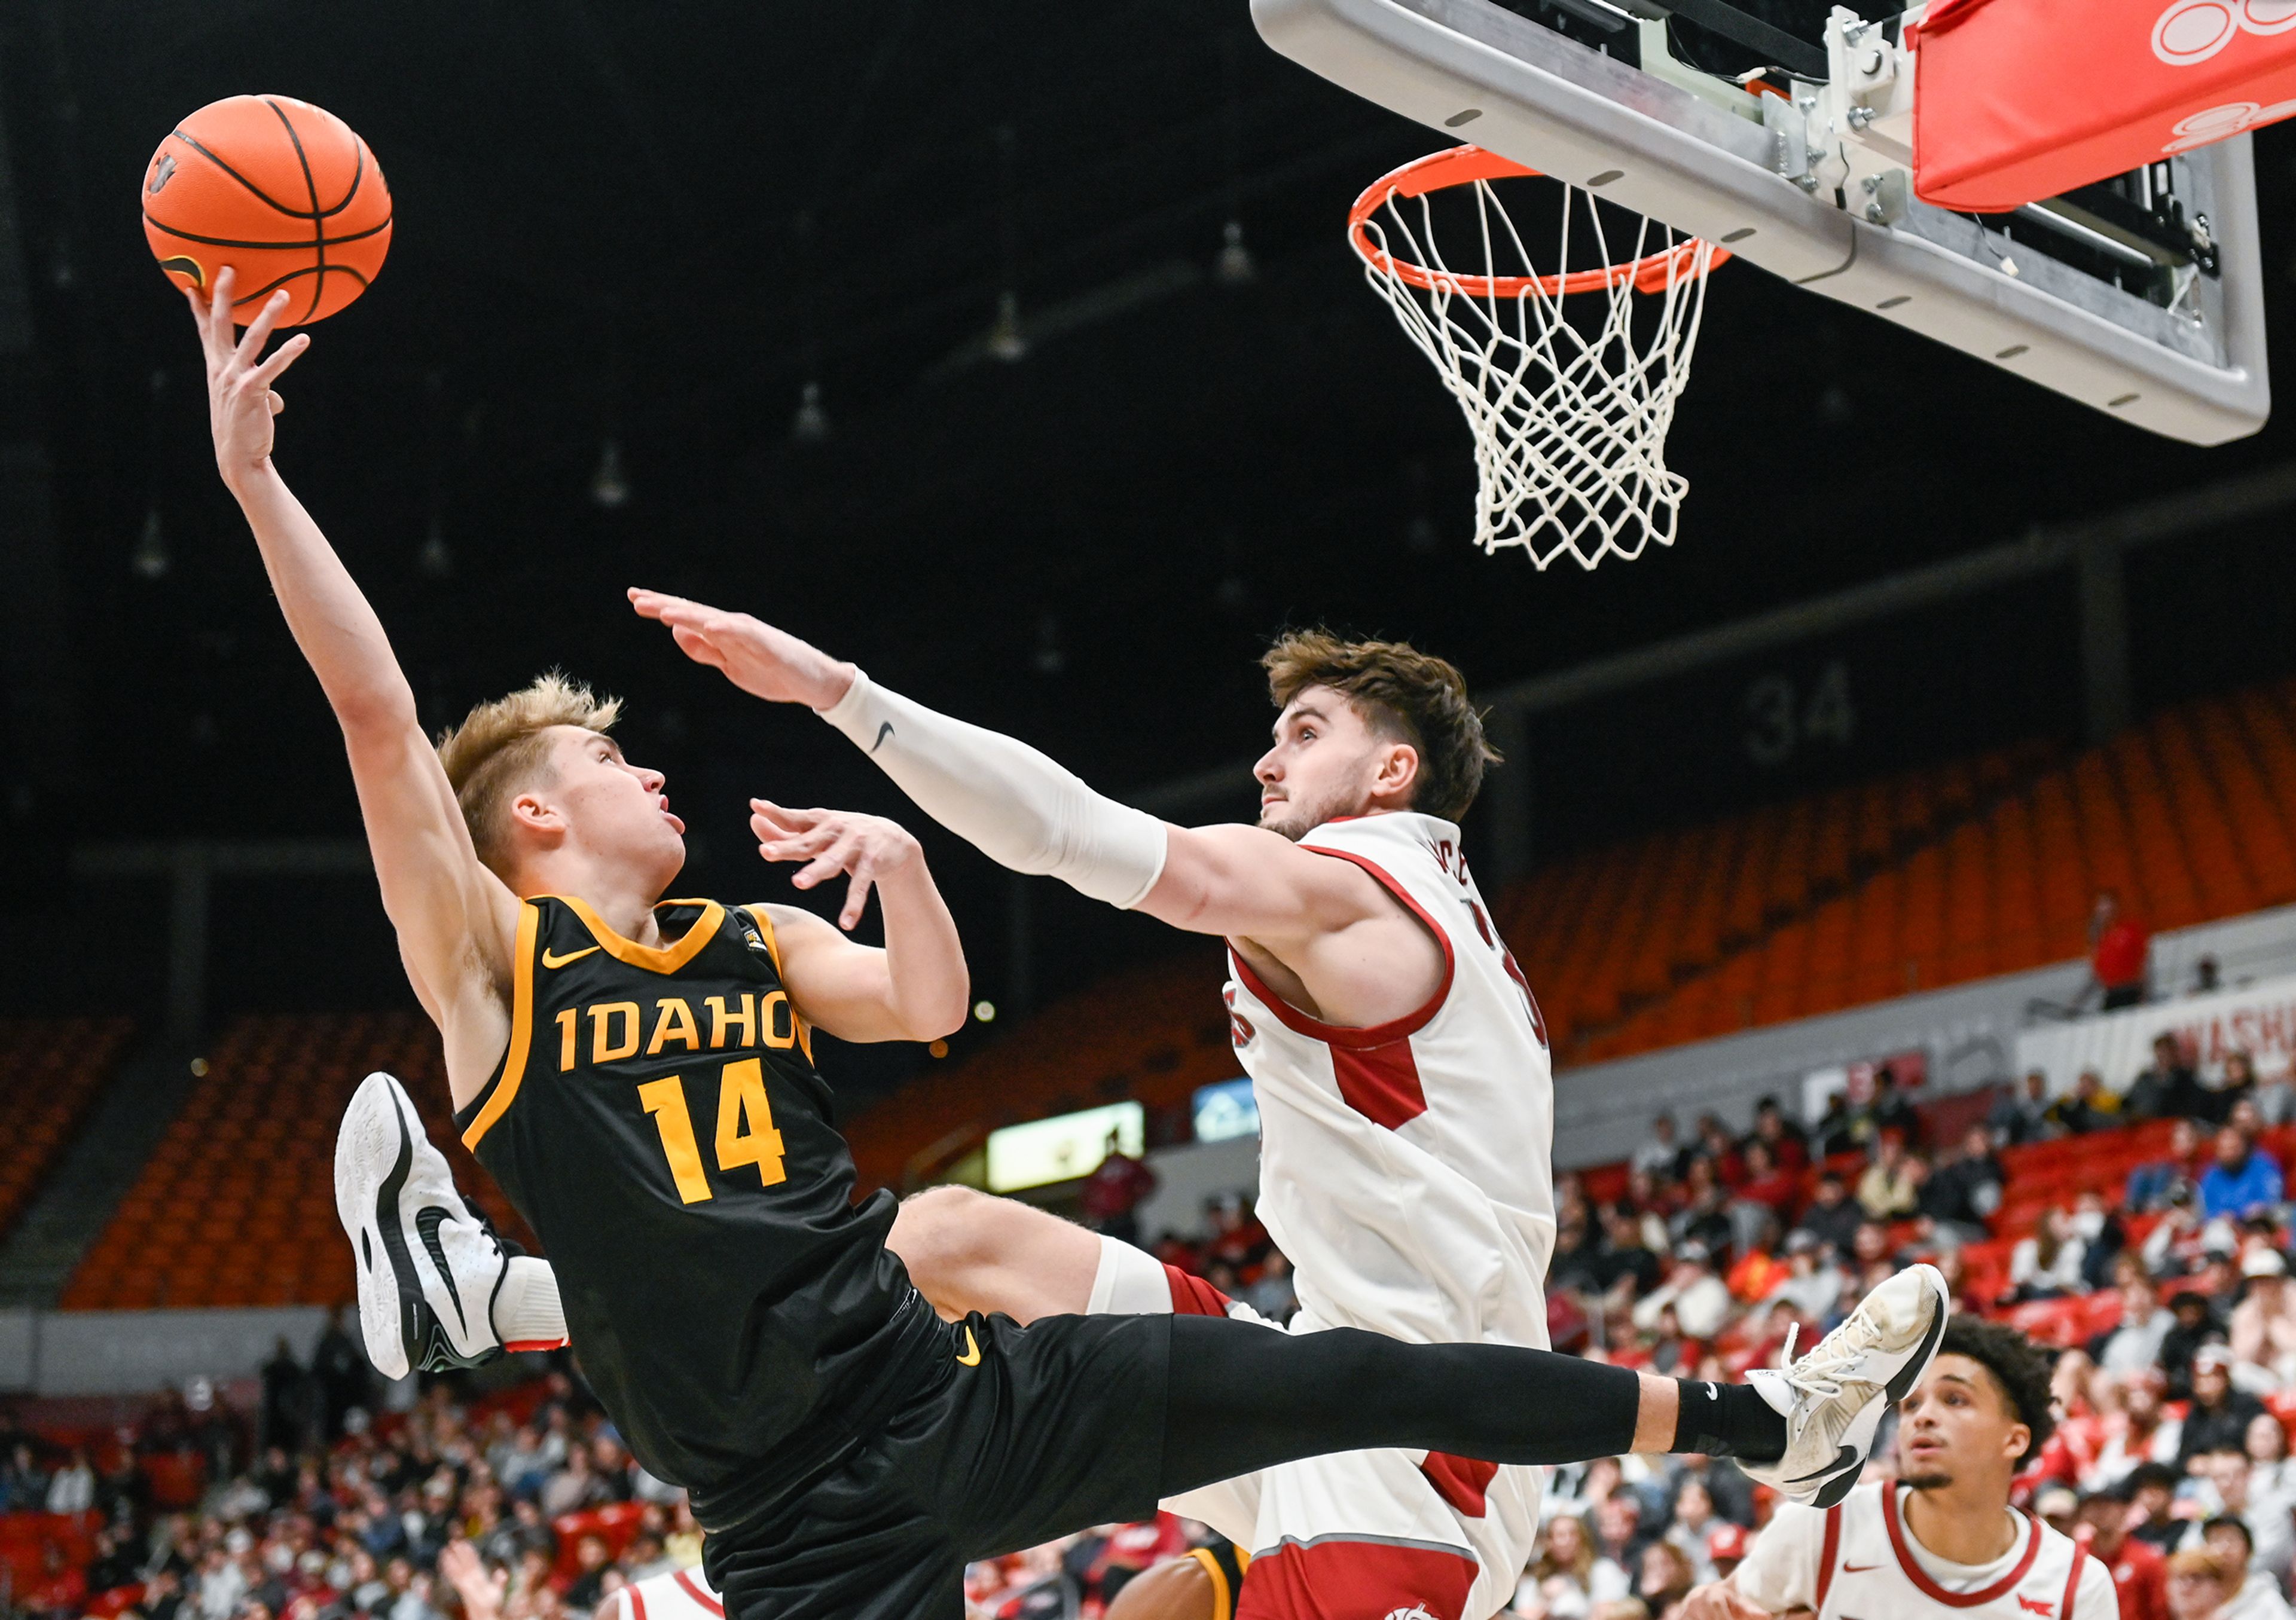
[493,1257,569,1349]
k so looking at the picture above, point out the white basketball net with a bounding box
[1353,152,1723,569]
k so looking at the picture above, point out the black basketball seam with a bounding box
[227,263,371,309]
[167,128,315,219]
[319,139,365,219]
[141,212,392,252]
[264,97,326,322]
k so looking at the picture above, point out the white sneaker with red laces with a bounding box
[334,1071,567,1378]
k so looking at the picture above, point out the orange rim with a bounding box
[1348,144,1731,298]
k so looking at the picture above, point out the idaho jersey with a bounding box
[454,895,936,1533]
[1735,1484,2119,1620]
[1223,813,1555,1349]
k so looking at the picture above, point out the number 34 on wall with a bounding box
[1743,661,1856,766]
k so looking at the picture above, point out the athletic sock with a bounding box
[493,1257,569,1350]
[1671,1378,1787,1462]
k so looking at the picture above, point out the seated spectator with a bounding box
[1687,1114,1744,1188]
[1631,1241,1731,1340]
[2090,890,2152,1011]
[1855,1135,1919,1221]
[2091,1371,2184,1492]
[2181,1347,2271,1469]
[1866,1065,1921,1149]
[1793,1172,1862,1258]
[1635,1541,1695,1617]
[2130,1119,2208,1214]
[2130,1033,2210,1123]
[1759,1230,1843,1323]
[2047,1069,2123,1135]
[2258,1062,2296,1129]
[2202,1127,2285,1222]
[2074,1188,2130,1292]
[2201,1514,2295,1620]
[2079,1485,2171,1618]
[2129,1462,2189,1552]
[1812,1091,1858,1158]
[1990,1069,2053,1146]
[1518,1512,1628,1619]
[1631,1112,1684,1179]
[1723,1218,1788,1304]
[1241,1249,1296,1322]
[2231,1247,2296,1389]
[1921,1123,2005,1235]
[1591,1206,1663,1306]
[2213,1052,2263,1128]
[2164,1547,2233,1620]
[2095,1261,2175,1377]
[1747,1095,1809,1175]
[1662,1479,1721,1586]
[2008,1206,2089,1301]
[1666,1159,1735,1258]
[1730,1141,1800,1225]
[2242,1414,2296,1584]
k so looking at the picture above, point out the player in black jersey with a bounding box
[200,276,1944,1620]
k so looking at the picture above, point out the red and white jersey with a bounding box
[1223,812,1555,1349]
[1734,1483,2120,1620]
[605,1567,720,1620]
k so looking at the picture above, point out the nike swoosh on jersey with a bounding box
[541,945,602,968]
[955,1326,981,1367]
[1840,1563,1881,1573]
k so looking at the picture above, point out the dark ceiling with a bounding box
[5,0,2296,1035]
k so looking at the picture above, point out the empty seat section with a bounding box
[0,1020,133,1247]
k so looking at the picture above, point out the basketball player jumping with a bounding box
[1679,1318,2118,1620]
[193,273,1941,1620]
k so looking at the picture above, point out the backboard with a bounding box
[1252,0,2270,443]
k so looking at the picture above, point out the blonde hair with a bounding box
[435,673,622,875]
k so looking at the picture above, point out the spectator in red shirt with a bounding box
[1747,1095,1810,1176]
[1080,1129,1158,1243]
[2079,1485,2171,1620]
[1730,1141,1800,1224]
[2090,890,2152,1011]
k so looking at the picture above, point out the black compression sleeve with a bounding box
[1156,1316,1644,1499]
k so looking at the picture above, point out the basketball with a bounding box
[142,94,391,326]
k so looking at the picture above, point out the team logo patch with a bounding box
[1382,1607,1437,1620]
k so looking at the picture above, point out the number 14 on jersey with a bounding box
[638,1058,787,1205]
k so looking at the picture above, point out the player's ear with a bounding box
[508,789,563,843]
[2002,1422,2032,1468]
[1376,739,1421,802]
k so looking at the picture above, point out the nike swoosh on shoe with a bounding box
[1787,1444,1859,1485]
[1886,1290,1949,1404]
[415,1206,469,1334]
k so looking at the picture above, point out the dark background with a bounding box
[4,1,2294,1098]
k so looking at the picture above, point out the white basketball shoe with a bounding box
[1738,1262,1951,1508]
[334,1071,567,1379]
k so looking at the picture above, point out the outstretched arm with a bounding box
[625,591,1393,948]
[750,801,968,1043]
[195,273,518,1095]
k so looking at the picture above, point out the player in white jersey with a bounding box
[370,614,1949,1620]
[603,1564,724,1620]
[1682,1317,2120,1620]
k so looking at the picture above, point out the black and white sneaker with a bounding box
[1738,1262,1951,1508]
[334,1071,566,1378]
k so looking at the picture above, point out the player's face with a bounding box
[529,727,686,882]
[1253,687,1406,841]
[1895,1354,2029,1492]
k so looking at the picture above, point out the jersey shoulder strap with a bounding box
[2056,1546,2090,1620]
[1814,1500,1845,1613]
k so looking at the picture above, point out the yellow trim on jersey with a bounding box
[553,895,725,974]
[745,905,814,1062]
[462,901,541,1150]
[1188,1549,1233,1620]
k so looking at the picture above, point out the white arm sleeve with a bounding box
[816,668,1170,910]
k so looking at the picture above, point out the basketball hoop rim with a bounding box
[1348,144,1732,298]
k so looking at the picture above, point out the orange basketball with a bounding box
[142,94,391,325]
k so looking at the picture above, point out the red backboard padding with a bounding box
[1913,0,2296,210]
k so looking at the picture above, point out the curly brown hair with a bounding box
[1262,629,1498,822]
